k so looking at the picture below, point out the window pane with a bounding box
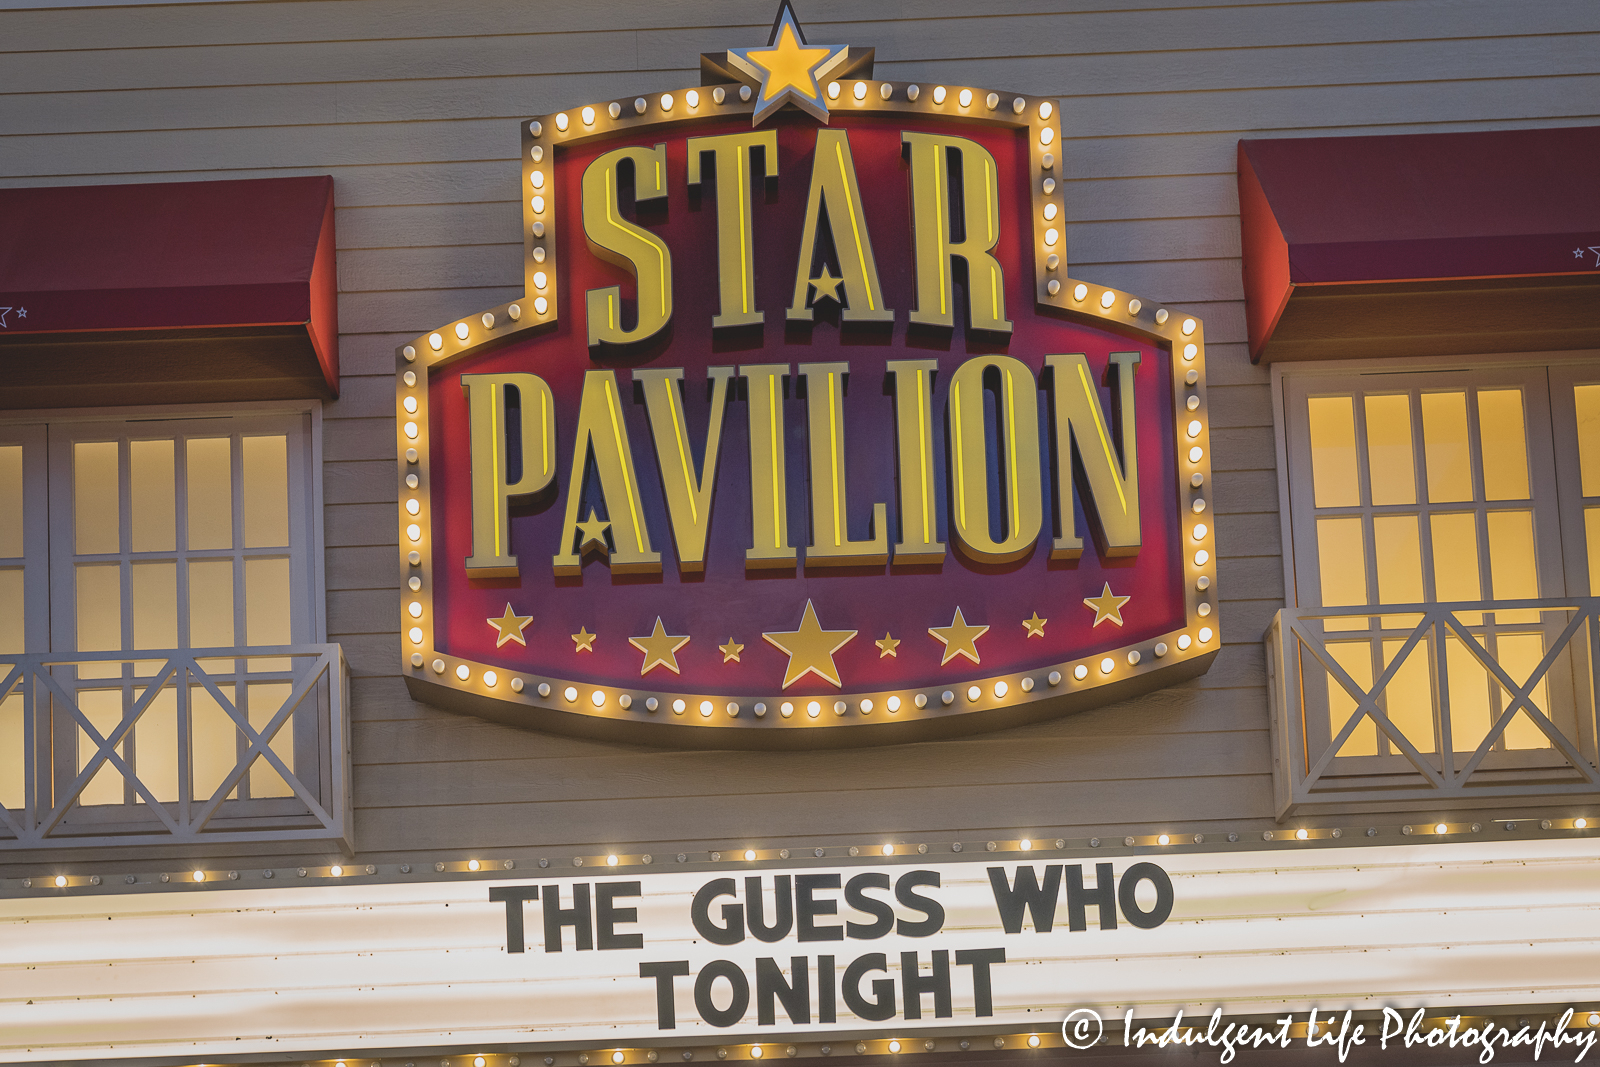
[1363,394,1415,506]
[245,558,292,645]
[0,444,22,558]
[1486,510,1538,623]
[247,681,295,799]
[1307,396,1360,507]
[129,439,176,552]
[1372,515,1423,627]
[1586,508,1600,596]
[1445,636,1492,753]
[1316,516,1367,631]
[1578,384,1600,496]
[130,562,177,650]
[74,441,120,555]
[242,436,289,549]
[1477,389,1530,501]
[1495,633,1552,751]
[1430,512,1483,626]
[1325,641,1376,756]
[76,688,125,806]
[76,563,122,678]
[190,682,238,802]
[1420,392,1473,503]
[135,686,179,804]
[1382,638,1435,754]
[0,691,22,811]
[186,438,233,550]
[0,569,22,654]
[188,559,235,648]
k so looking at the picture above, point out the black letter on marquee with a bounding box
[755,956,811,1026]
[488,885,540,953]
[796,873,843,942]
[1118,862,1174,929]
[901,950,952,1020]
[542,883,594,952]
[1065,863,1118,932]
[895,870,945,937]
[639,960,691,1029]
[597,881,644,950]
[694,960,751,1028]
[987,865,1063,933]
[954,947,1006,1018]
[692,878,746,946]
[817,954,837,1024]
[842,952,896,1022]
[746,876,795,942]
[844,872,894,939]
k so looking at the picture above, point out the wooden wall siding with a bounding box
[2,0,1596,869]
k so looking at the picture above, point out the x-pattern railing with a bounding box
[1265,598,1600,817]
[0,644,351,851]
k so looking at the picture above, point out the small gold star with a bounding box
[1083,583,1132,627]
[571,626,596,653]
[719,638,745,663]
[875,632,900,658]
[763,599,857,689]
[577,508,610,558]
[929,607,989,666]
[809,267,844,305]
[487,603,533,648]
[1023,612,1047,638]
[629,617,691,676]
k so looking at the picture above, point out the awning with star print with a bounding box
[1238,124,1600,363]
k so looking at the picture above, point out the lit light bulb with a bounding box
[1100,289,1116,309]
[882,843,894,856]
[687,89,700,108]
[1436,823,1449,834]
[887,1042,901,1054]
[932,86,946,104]
[1044,227,1059,247]
[406,498,420,515]
[406,524,421,542]
[1073,664,1088,681]
[1028,1036,1041,1049]
[827,82,840,99]
[1184,343,1198,361]
[403,422,418,440]
[1199,627,1214,643]
[1019,839,1032,851]
[456,665,470,681]
[1100,657,1115,674]
[1072,283,1088,301]
[1040,127,1055,146]
[608,855,619,866]
[1296,828,1309,840]
[1158,834,1170,845]
[534,271,547,290]
[555,112,569,131]
[958,88,972,107]
[1043,202,1058,221]
[484,671,498,687]
[1193,523,1208,541]
[886,696,901,712]
[660,93,674,111]
[193,870,206,882]
[408,602,423,619]
[54,875,67,887]
[409,627,423,644]
[853,82,867,100]
[1188,420,1203,439]
[994,681,1008,698]
[1177,634,1192,651]
[1577,817,1589,829]
[590,690,605,707]
[807,701,821,717]
[403,396,418,414]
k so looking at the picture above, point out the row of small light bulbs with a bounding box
[18,817,1593,890]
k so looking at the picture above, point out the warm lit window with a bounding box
[0,410,321,822]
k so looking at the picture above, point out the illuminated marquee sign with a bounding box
[395,3,1219,743]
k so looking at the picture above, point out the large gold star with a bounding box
[487,603,533,648]
[571,626,596,653]
[1083,583,1132,627]
[929,607,989,666]
[875,632,900,658]
[1023,612,1048,638]
[629,617,690,676]
[725,2,848,126]
[719,638,744,663]
[763,599,857,689]
[809,267,844,305]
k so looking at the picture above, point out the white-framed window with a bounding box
[1275,355,1600,782]
[0,404,324,824]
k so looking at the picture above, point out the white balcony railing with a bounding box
[1266,600,1600,817]
[0,645,350,852]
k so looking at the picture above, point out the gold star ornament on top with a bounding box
[1084,583,1132,627]
[763,599,857,689]
[487,604,533,648]
[929,607,989,666]
[725,0,848,126]
[629,617,690,676]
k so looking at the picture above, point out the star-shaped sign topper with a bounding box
[726,1,849,127]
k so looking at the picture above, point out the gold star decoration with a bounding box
[809,266,844,305]
[725,1,848,126]
[571,626,596,653]
[719,638,745,663]
[929,607,989,666]
[576,508,611,559]
[874,632,900,658]
[487,603,533,648]
[1023,612,1048,638]
[629,617,690,676]
[1083,583,1132,627]
[763,599,857,689]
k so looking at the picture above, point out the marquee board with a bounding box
[395,4,1220,745]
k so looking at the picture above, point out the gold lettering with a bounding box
[799,362,888,567]
[634,366,734,573]
[1046,352,1141,558]
[461,373,557,578]
[741,364,797,570]
[787,130,893,324]
[902,131,1011,335]
[686,131,778,330]
[947,355,1041,564]
[885,359,945,564]
[552,370,661,576]
[582,143,672,348]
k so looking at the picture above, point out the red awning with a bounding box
[0,175,338,407]
[1238,125,1600,362]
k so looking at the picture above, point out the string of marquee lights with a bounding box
[392,76,1221,737]
[8,815,1592,891]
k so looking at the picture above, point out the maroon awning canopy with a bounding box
[1238,125,1600,363]
[0,175,338,407]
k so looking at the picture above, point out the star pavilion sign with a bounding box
[394,3,1220,747]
